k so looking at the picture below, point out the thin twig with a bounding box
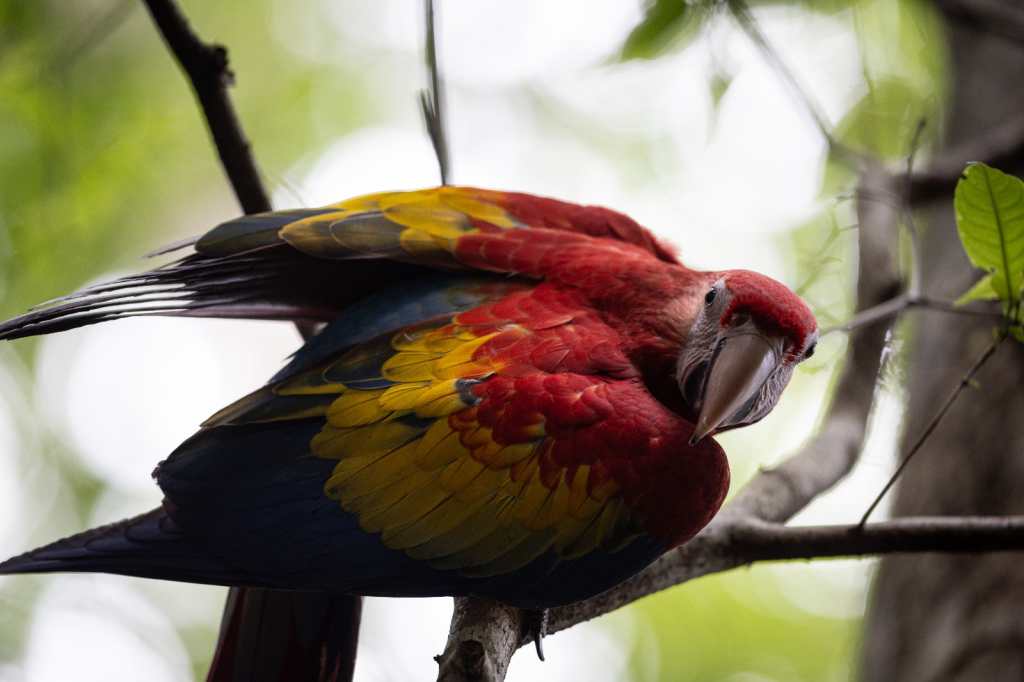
[420,0,451,185]
[823,294,911,334]
[823,294,1005,335]
[858,332,1007,526]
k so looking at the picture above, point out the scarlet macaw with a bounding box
[0,186,816,625]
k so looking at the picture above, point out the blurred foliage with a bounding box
[0,0,368,338]
[833,78,928,159]
[785,204,858,330]
[0,0,370,675]
[0,0,956,680]
[619,0,714,60]
[632,567,860,682]
[619,0,854,62]
[821,0,946,196]
[953,163,1024,339]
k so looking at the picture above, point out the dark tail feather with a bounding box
[0,511,364,681]
[0,247,429,340]
[0,508,247,586]
[208,587,362,682]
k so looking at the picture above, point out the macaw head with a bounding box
[677,270,818,444]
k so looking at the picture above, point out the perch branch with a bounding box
[436,513,1024,682]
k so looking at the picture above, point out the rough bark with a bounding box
[861,17,1024,682]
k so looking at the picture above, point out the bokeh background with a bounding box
[0,1,945,680]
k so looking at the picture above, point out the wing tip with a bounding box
[0,508,246,586]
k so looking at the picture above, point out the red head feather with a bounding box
[720,270,817,348]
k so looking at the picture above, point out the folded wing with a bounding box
[0,186,675,339]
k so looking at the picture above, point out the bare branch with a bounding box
[420,0,451,185]
[858,332,1006,525]
[823,294,1004,335]
[720,516,1024,561]
[141,0,271,214]
[548,514,1024,640]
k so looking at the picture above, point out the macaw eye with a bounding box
[804,341,816,359]
[704,289,717,306]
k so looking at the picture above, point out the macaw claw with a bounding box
[523,607,549,661]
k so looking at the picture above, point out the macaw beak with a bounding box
[688,330,781,445]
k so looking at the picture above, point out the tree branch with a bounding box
[435,514,1024,682]
[141,0,271,214]
[435,158,903,682]
[711,516,1024,561]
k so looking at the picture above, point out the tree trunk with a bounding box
[860,17,1024,682]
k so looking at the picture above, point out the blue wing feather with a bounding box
[274,275,526,381]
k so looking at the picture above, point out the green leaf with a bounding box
[954,163,1024,310]
[955,274,999,305]
[619,1,714,61]
[833,78,930,160]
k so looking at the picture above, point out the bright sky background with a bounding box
[0,2,903,680]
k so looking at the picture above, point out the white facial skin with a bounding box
[676,279,818,442]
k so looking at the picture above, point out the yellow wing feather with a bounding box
[203,232,638,576]
[278,187,521,265]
